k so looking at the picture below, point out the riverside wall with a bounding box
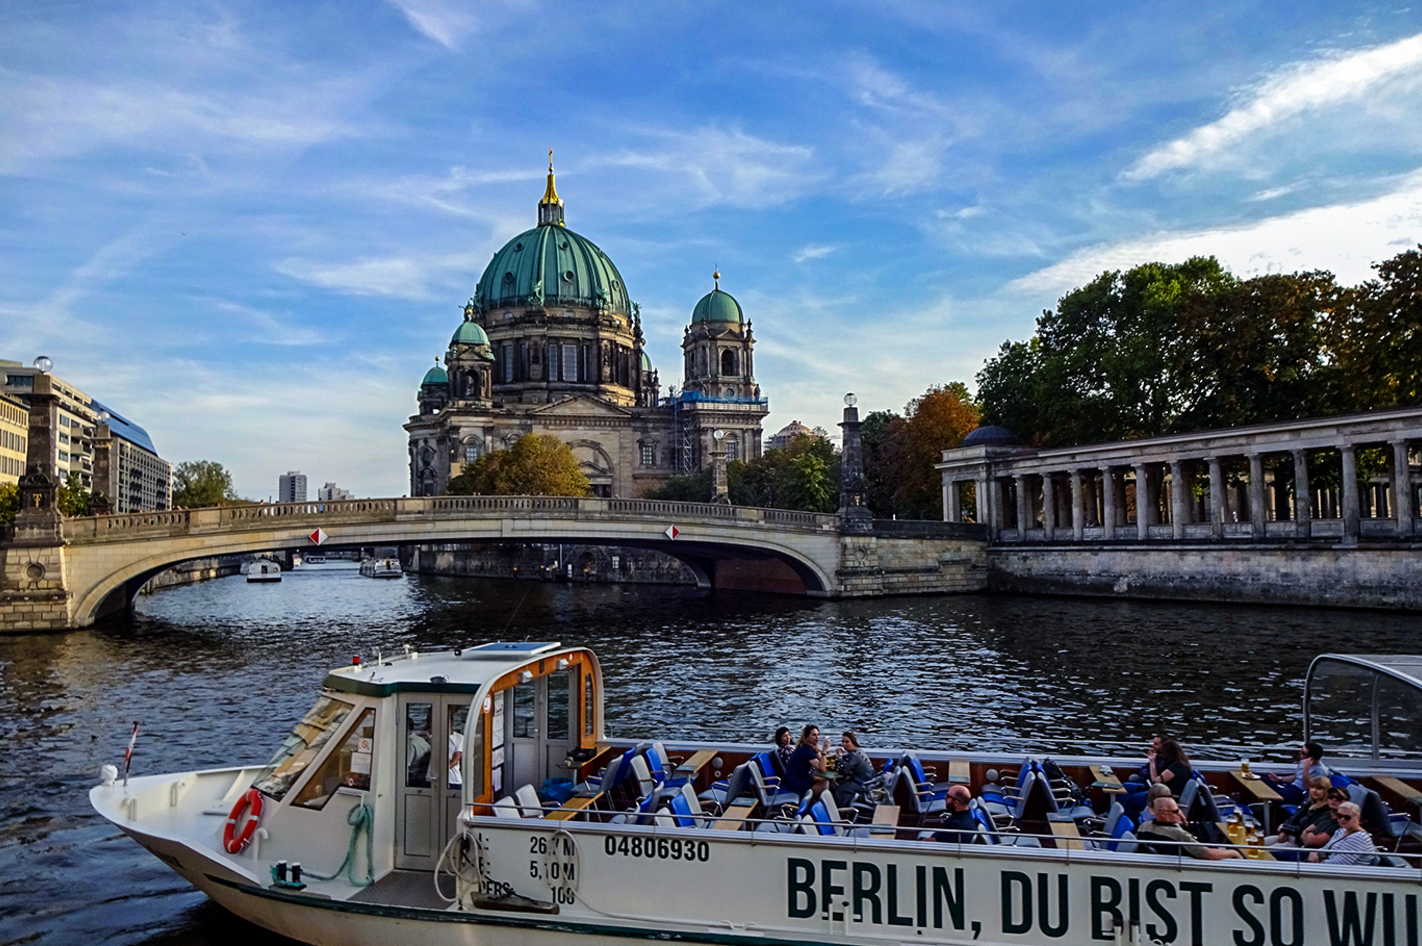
[989,544,1422,610]
[137,555,243,594]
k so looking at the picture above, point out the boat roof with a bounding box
[322,642,574,697]
[1309,653,1422,692]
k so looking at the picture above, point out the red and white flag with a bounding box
[664,525,680,540]
[123,721,139,786]
[309,528,328,545]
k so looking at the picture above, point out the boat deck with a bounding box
[349,870,454,910]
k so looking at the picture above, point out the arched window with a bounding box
[721,349,738,376]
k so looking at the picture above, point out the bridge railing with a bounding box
[217,499,399,522]
[64,510,193,540]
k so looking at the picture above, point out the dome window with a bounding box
[514,243,523,251]
[560,242,569,250]
[563,271,575,281]
[502,272,515,285]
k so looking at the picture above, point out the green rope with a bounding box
[302,802,374,887]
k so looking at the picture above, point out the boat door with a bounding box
[395,694,471,870]
[506,670,578,794]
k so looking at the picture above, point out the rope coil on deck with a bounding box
[303,802,374,887]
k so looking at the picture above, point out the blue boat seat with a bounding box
[656,784,713,829]
[627,755,657,801]
[751,752,785,792]
[747,762,801,811]
[969,803,1041,847]
[893,766,949,817]
[800,799,873,838]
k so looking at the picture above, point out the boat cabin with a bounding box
[243,642,601,872]
[1306,653,1422,766]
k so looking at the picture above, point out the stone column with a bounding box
[1042,474,1057,542]
[1101,466,1117,539]
[1292,450,1311,537]
[945,481,959,523]
[1394,440,1414,538]
[1134,464,1149,540]
[1169,460,1189,539]
[975,474,988,525]
[1070,470,1084,540]
[1247,454,1266,539]
[1015,475,1029,540]
[990,478,1006,536]
[1207,456,1225,539]
[1340,444,1360,545]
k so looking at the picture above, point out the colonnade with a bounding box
[937,408,1422,544]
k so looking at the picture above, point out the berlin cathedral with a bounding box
[405,159,770,498]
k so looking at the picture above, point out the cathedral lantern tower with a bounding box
[676,271,767,471]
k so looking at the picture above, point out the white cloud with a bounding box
[204,299,332,346]
[1010,169,1422,296]
[385,0,478,50]
[600,125,818,209]
[792,244,838,263]
[274,251,482,300]
[1125,33,1422,181]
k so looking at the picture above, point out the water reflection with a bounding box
[0,562,1417,945]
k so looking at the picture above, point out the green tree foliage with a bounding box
[446,434,590,496]
[861,385,980,519]
[172,460,238,507]
[0,482,17,526]
[1328,246,1422,409]
[642,431,841,513]
[56,473,93,517]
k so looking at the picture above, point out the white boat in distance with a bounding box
[244,560,282,583]
[91,649,1422,946]
[358,557,402,579]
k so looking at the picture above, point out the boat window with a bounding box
[1308,659,1377,758]
[251,696,354,800]
[292,708,376,808]
[446,703,470,789]
[547,672,570,741]
[584,672,595,737]
[512,682,536,738]
[1376,673,1422,761]
[467,704,486,797]
[405,703,434,788]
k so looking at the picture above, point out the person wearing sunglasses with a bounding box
[1309,801,1379,866]
[1268,776,1336,860]
[1264,742,1330,806]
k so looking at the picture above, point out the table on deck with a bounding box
[712,799,759,831]
[570,742,619,780]
[1229,771,1281,835]
[545,792,603,822]
[1213,822,1275,861]
[870,804,901,838]
[1375,776,1422,808]
[1090,766,1126,794]
[1048,813,1086,851]
[948,760,971,784]
[675,749,717,782]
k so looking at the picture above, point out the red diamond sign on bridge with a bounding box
[664,525,680,540]
[309,528,328,545]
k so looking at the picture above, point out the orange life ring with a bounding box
[223,788,264,854]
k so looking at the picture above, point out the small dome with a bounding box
[640,351,652,371]
[961,425,1020,446]
[422,363,448,386]
[692,288,743,326]
[451,320,490,347]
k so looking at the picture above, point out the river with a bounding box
[0,563,1416,945]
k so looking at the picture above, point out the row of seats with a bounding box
[491,784,546,819]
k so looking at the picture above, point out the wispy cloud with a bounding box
[204,299,332,346]
[274,250,482,300]
[600,125,818,209]
[1011,169,1422,295]
[1124,33,1422,181]
[384,0,477,50]
[792,244,838,263]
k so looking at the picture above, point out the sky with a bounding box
[2,1,1421,500]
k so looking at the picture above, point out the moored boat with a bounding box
[358,557,402,579]
[91,649,1422,946]
[245,559,282,583]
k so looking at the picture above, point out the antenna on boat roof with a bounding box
[499,583,534,640]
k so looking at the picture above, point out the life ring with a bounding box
[223,788,264,854]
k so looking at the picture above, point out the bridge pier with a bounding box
[1,508,75,632]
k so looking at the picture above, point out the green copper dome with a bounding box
[640,351,652,371]
[422,363,448,385]
[473,225,630,316]
[451,320,490,347]
[691,288,743,326]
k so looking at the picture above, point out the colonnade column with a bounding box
[1207,456,1224,539]
[1169,459,1189,540]
[1134,464,1149,540]
[990,477,1005,537]
[1101,466,1117,539]
[1042,475,1057,542]
[1070,470,1085,541]
[1248,454,1266,539]
[1292,450,1311,538]
[1394,440,1414,538]
[1340,444,1360,545]
[1015,475,1029,541]
[975,475,988,525]
[945,480,960,522]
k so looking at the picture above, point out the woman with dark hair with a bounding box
[1126,737,1193,816]
[832,732,874,806]
[773,726,794,776]
[782,724,827,796]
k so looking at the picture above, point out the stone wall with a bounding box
[989,544,1422,610]
[406,542,697,585]
[137,555,243,595]
[834,529,989,598]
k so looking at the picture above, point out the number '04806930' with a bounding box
[604,834,709,862]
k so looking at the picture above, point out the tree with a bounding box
[642,431,841,512]
[446,434,590,496]
[860,409,901,516]
[1328,246,1422,410]
[890,384,980,519]
[172,460,238,508]
[0,482,17,527]
[640,468,711,502]
[57,473,93,517]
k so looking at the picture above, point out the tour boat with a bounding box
[305,554,327,565]
[359,556,402,579]
[91,648,1422,946]
[244,560,282,583]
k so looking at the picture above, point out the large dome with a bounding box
[473,225,631,317]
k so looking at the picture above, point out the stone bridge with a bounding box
[0,496,988,632]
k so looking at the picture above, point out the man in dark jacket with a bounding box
[935,785,978,844]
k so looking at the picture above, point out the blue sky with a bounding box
[3,2,1421,499]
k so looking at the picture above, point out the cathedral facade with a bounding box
[405,163,769,498]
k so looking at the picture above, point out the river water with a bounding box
[1,563,1417,945]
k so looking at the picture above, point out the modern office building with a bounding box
[90,401,171,513]
[405,161,769,498]
[317,482,353,501]
[279,471,308,503]
[0,393,28,486]
[1,359,98,490]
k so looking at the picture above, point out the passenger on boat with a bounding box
[1125,738,1193,817]
[1137,783,1174,823]
[1309,802,1380,866]
[773,727,794,775]
[447,729,463,788]
[1137,795,1244,860]
[1267,776,1336,857]
[782,725,827,796]
[933,786,977,844]
[831,732,874,807]
[1263,742,1330,805]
